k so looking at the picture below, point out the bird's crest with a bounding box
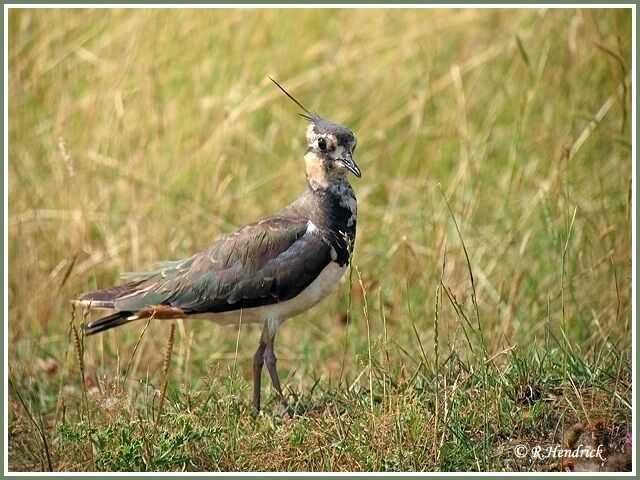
[269,77,321,122]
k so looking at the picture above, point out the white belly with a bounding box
[191,262,347,325]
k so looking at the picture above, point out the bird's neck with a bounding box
[303,178,357,234]
[304,152,348,190]
[306,176,353,196]
[285,179,357,267]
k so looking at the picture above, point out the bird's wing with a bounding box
[112,217,334,313]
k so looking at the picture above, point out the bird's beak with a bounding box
[340,153,361,178]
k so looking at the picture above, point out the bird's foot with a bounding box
[249,397,289,417]
[275,400,289,417]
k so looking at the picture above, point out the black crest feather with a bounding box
[269,77,320,122]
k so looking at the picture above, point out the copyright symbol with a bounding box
[514,445,528,458]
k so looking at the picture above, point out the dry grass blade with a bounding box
[121,317,153,388]
[155,322,176,429]
[8,376,54,471]
[355,266,374,414]
[69,317,87,419]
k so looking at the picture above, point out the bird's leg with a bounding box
[252,338,267,412]
[262,326,288,415]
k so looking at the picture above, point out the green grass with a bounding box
[7,8,632,472]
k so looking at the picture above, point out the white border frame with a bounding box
[3,3,636,476]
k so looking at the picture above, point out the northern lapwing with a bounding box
[73,79,360,413]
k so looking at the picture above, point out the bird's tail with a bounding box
[73,281,144,335]
[84,311,134,336]
[73,281,144,310]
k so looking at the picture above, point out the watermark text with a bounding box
[514,444,606,461]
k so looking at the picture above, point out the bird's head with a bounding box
[303,118,360,187]
[270,77,360,189]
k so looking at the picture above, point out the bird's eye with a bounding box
[317,138,327,151]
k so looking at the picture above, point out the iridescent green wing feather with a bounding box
[112,217,332,313]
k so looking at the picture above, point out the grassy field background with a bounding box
[7,8,632,472]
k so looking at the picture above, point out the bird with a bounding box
[73,78,360,413]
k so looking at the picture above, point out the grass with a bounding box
[7,7,633,472]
